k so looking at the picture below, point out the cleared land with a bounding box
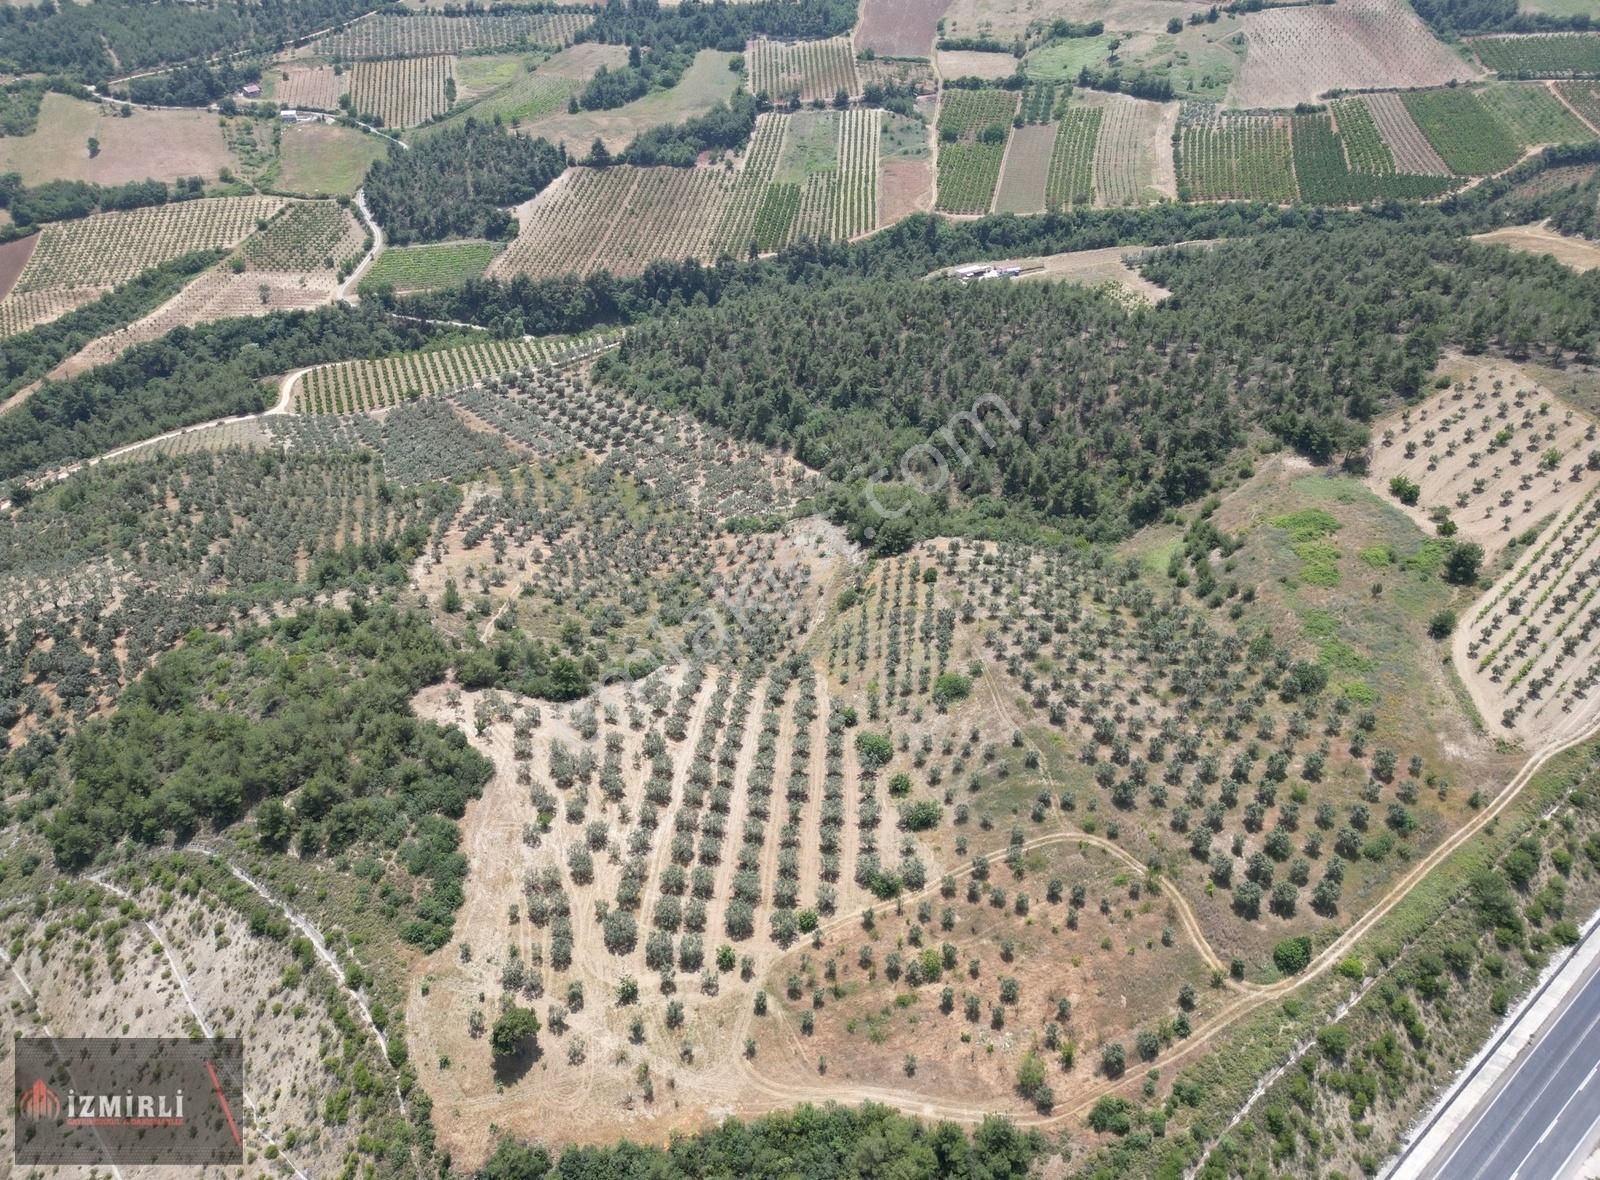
[350,55,457,128]
[854,0,946,57]
[1093,93,1177,205]
[1231,0,1477,108]
[937,50,1021,80]
[747,36,860,102]
[277,123,391,196]
[994,121,1057,213]
[1472,222,1600,272]
[362,240,499,292]
[1472,32,1600,77]
[0,93,237,185]
[879,110,934,224]
[511,51,738,154]
[927,242,1192,302]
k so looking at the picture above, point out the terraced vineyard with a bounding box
[747,36,860,103]
[350,55,456,127]
[314,12,590,58]
[1176,113,1296,202]
[1045,107,1101,210]
[11,197,284,294]
[241,201,365,272]
[1402,89,1522,175]
[292,335,613,414]
[935,89,1019,214]
[1472,33,1600,78]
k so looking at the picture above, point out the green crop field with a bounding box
[1402,89,1524,175]
[938,88,1020,139]
[1473,33,1600,77]
[361,240,498,293]
[1331,99,1397,174]
[936,89,1019,214]
[1177,117,1297,203]
[1476,82,1595,146]
[1045,107,1101,210]
[1290,115,1454,204]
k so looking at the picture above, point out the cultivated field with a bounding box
[1478,82,1595,146]
[1402,88,1523,175]
[747,36,860,103]
[1360,92,1451,175]
[1472,32,1600,78]
[277,122,390,196]
[1557,80,1600,130]
[10,196,284,295]
[362,240,499,292]
[494,110,880,277]
[270,62,350,110]
[0,285,106,338]
[858,55,939,94]
[1046,109,1101,211]
[854,0,946,57]
[312,12,591,58]
[1292,113,1454,203]
[938,50,1023,80]
[1092,93,1177,206]
[1176,110,1295,203]
[0,93,237,186]
[994,122,1058,214]
[1230,0,1478,108]
[292,336,610,413]
[935,89,1020,214]
[242,200,366,272]
[351,55,457,127]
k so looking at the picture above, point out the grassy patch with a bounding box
[1022,36,1118,83]
[278,123,389,196]
[1272,507,1342,584]
[361,240,498,293]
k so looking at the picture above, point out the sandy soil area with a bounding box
[1472,221,1600,273]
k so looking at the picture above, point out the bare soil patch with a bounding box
[0,93,238,186]
[994,121,1055,214]
[0,232,37,300]
[1363,91,1451,174]
[943,0,1205,43]
[855,0,948,58]
[937,49,1021,79]
[1472,221,1600,272]
[879,157,935,226]
[1230,0,1479,108]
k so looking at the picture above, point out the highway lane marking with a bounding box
[1445,1000,1600,1180]
[1500,1025,1600,1180]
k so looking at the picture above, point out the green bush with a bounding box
[1273,935,1312,975]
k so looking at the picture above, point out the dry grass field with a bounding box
[277,122,391,196]
[994,122,1057,214]
[1472,222,1600,272]
[854,0,947,57]
[1090,92,1177,205]
[0,93,238,185]
[1230,0,1479,108]
[512,50,739,153]
[927,243,1186,303]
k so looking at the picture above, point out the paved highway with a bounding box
[1420,954,1600,1180]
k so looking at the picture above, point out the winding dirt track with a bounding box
[731,704,1600,1128]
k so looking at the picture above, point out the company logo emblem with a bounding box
[18,1078,62,1121]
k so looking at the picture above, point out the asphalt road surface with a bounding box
[1421,958,1600,1180]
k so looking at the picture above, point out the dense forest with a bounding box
[365,119,567,244]
[0,305,444,484]
[580,0,857,55]
[591,224,1597,543]
[617,92,760,166]
[476,1105,1042,1178]
[1409,0,1592,32]
[0,0,388,82]
[49,602,492,948]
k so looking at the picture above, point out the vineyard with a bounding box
[291,335,612,414]
[241,201,365,272]
[935,89,1019,214]
[361,240,498,293]
[1092,94,1169,207]
[1472,33,1600,78]
[1361,92,1450,175]
[493,110,879,277]
[1556,81,1600,131]
[274,63,348,110]
[1020,83,1064,125]
[746,37,860,103]
[1331,99,1397,174]
[1231,0,1476,109]
[350,55,456,128]
[1290,115,1453,204]
[1045,107,1101,210]
[10,197,284,295]
[1476,82,1595,146]
[1176,113,1296,203]
[313,13,591,59]
[1402,89,1523,175]
[857,56,938,95]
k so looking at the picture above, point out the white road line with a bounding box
[1470,1003,1600,1180]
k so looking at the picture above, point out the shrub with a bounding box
[855,731,894,770]
[490,1006,540,1059]
[1428,609,1457,639]
[1388,476,1421,506]
[1273,935,1312,975]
